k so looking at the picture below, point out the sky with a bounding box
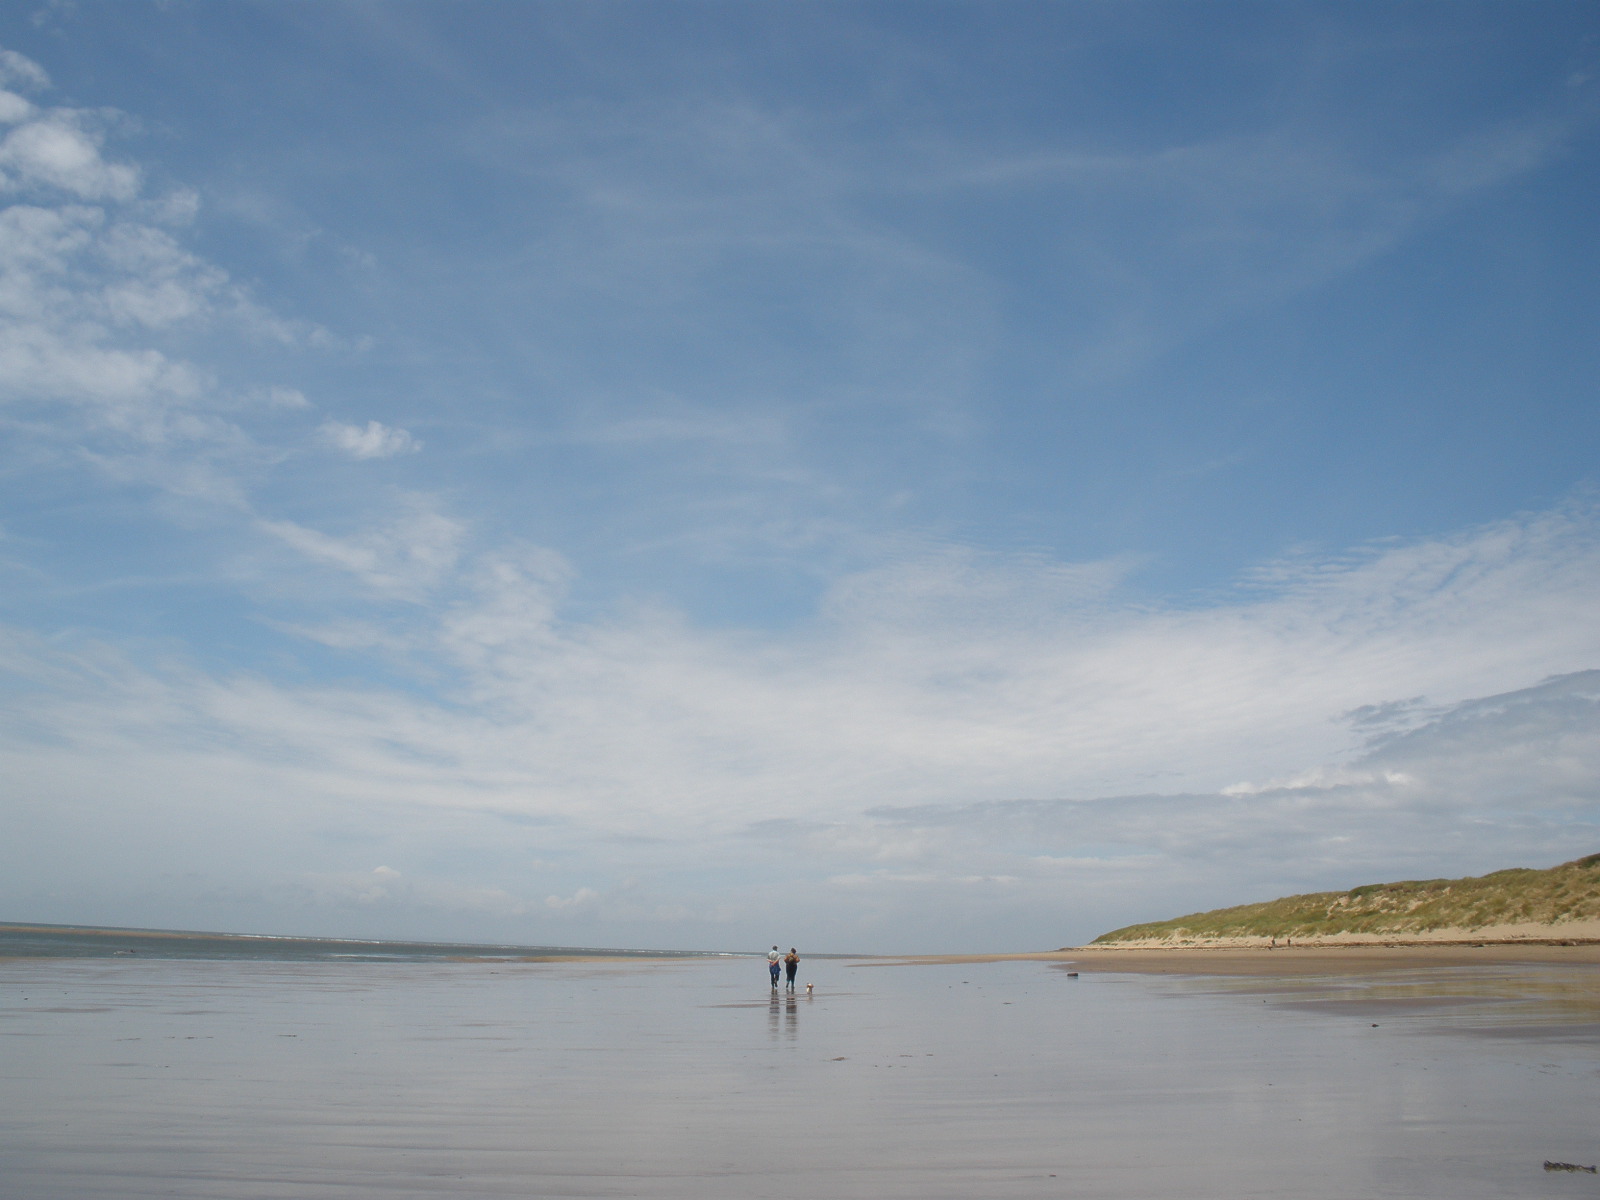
[1,1,1598,953]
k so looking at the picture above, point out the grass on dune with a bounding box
[1092,853,1600,944]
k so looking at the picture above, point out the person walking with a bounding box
[767,945,782,989]
[783,948,800,991]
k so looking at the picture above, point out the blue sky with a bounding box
[1,2,1598,951]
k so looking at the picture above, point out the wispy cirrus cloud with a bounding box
[318,418,420,460]
[257,497,466,597]
[938,101,1589,382]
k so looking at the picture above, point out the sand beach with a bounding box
[886,936,1600,976]
[3,941,1599,1199]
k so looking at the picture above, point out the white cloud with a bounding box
[0,48,50,93]
[0,89,35,125]
[258,496,466,595]
[1427,117,1572,195]
[545,887,601,911]
[319,418,420,459]
[0,193,225,439]
[2,505,1597,892]
[300,865,539,916]
[0,47,328,460]
[262,385,310,409]
[845,668,1600,929]
[137,187,200,227]
[0,113,139,200]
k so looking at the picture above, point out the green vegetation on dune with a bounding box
[1093,853,1600,944]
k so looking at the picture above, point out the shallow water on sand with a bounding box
[2,956,1597,1198]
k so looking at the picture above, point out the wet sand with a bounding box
[885,941,1600,975]
[3,953,1598,1198]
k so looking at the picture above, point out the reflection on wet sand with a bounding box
[2,955,1597,1199]
[1183,963,1600,1035]
[767,988,808,1042]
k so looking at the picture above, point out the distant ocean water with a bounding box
[0,922,735,962]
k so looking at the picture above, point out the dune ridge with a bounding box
[1092,853,1600,947]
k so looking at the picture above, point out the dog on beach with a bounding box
[805,983,814,994]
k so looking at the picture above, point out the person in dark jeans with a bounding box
[783,948,799,991]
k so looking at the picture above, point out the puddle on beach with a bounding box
[2,956,1597,1199]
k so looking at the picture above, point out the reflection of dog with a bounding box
[805,983,814,994]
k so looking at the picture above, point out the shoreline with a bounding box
[8,920,1600,976]
[874,941,1600,976]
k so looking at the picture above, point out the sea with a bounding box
[3,928,1598,1199]
[0,922,729,963]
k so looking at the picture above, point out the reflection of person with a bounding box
[768,945,782,988]
[783,948,799,990]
